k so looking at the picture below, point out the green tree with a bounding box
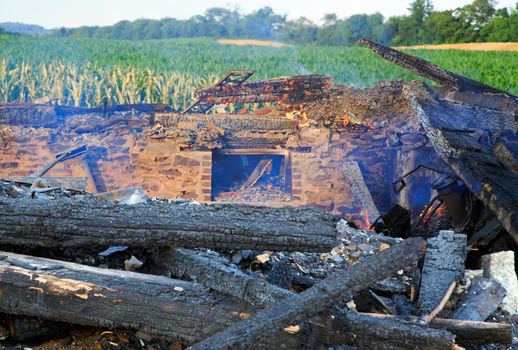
[393,0,434,44]
[480,6,518,41]
[424,10,464,43]
[281,17,317,44]
[318,14,344,45]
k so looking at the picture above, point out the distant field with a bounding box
[217,39,288,47]
[0,35,516,109]
[399,42,518,52]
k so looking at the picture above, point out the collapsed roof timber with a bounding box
[0,40,517,349]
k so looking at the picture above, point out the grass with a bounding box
[0,35,516,109]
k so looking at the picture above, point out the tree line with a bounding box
[53,0,518,45]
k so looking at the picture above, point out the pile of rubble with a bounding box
[0,41,518,349]
[0,177,517,350]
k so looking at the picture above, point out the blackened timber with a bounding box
[334,312,455,350]
[360,39,515,97]
[0,195,337,251]
[418,231,466,315]
[159,248,291,306]
[240,159,273,191]
[407,83,518,244]
[188,238,427,350]
[364,313,512,347]
[159,248,452,349]
[0,251,303,348]
[341,161,380,224]
[492,141,518,175]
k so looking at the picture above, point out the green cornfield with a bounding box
[0,35,517,110]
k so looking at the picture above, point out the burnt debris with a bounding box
[0,41,517,349]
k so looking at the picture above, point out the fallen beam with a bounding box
[492,141,518,175]
[360,39,515,97]
[241,159,272,191]
[0,194,337,252]
[0,251,306,348]
[160,248,455,349]
[482,251,518,315]
[364,313,512,347]
[336,312,455,349]
[159,248,290,306]
[406,82,518,245]
[188,238,427,350]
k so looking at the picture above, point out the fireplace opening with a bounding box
[211,151,291,202]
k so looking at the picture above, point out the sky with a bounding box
[0,0,517,28]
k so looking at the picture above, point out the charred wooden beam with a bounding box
[359,39,515,97]
[335,312,455,350]
[492,141,518,175]
[241,159,272,191]
[406,82,518,245]
[364,313,512,347]
[0,251,306,348]
[189,238,426,350]
[159,248,291,306]
[418,231,466,315]
[0,195,337,252]
[160,248,448,349]
[193,74,331,109]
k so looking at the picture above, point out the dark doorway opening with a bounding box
[211,151,291,202]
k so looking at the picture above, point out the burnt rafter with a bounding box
[183,70,256,114]
[359,39,517,98]
[406,82,518,245]
[183,70,331,114]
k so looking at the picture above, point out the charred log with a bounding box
[158,248,291,306]
[0,195,337,252]
[189,238,426,350]
[0,251,308,348]
[335,312,455,350]
[364,313,512,347]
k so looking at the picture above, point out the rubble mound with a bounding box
[301,80,413,127]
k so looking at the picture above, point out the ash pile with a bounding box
[0,41,518,350]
